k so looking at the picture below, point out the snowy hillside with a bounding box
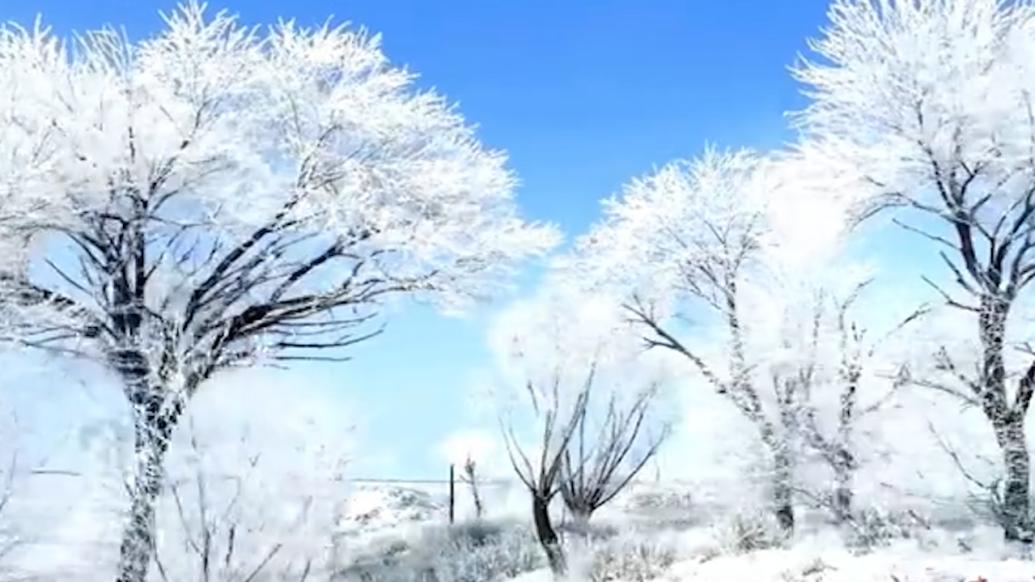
[338,485,447,536]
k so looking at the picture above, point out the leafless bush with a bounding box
[336,520,543,582]
[585,534,678,582]
[842,507,932,552]
[713,510,787,554]
[559,382,669,529]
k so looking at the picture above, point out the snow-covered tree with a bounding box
[564,149,810,532]
[794,0,1035,543]
[560,143,914,535]
[777,280,927,524]
[0,4,556,580]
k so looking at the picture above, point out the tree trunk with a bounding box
[532,495,565,575]
[770,439,795,533]
[979,296,1033,543]
[993,416,1033,543]
[115,365,185,582]
[568,506,593,539]
[470,481,484,520]
[772,477,794,533]
[760,425,795,534]
[832,447,854,523]
[116,422,172,582]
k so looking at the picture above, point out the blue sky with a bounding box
[0,0,843,479]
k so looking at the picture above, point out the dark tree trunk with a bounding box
[993,416,1033,543]
[772,482,794,533]
[532,495,565,575]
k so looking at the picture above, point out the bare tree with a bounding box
[158,439,272,582]
[624,277,797,533]
[790,283,926,523]
[558,383,669,530]
[500,366,591,575]
[925,421,1016,534]
[795,0,1035,542]
[155,415,344,582]
[0,4,555,580]
[0,408,91,579]
[462,456,484,520]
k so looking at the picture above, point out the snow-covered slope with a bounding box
[338,485,446,534]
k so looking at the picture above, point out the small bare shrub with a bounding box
[586,535,678,582]
[713,510,786,553]
[624,488,698,529]
[428,522,543,582]
[335,521,543,582]
[626,489,693,513]
[845,508,931,551]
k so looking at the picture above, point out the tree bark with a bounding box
[568,507,593,539]
[993,416,1033,542]
[116,427,170,582]
[115,362,185,582]
[532,495,565,575]
[772,458,795,533]
[766,433,795,534]
[978,296,1033,543]
[832,448,854,524]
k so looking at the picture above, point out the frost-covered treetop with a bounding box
[560,146,847,314]
[793,0,1035,227]
[0,2,557,376]
[0,2,556,286]
[561,149,770,307]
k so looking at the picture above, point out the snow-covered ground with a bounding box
[328,482,1035,582]
[505,535,1035,582]
[511,552,1035,582]
[664,550,1034,582]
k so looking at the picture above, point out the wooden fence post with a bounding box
[449,463,455,524]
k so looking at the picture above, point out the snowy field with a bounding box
[328,483,1035,582]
